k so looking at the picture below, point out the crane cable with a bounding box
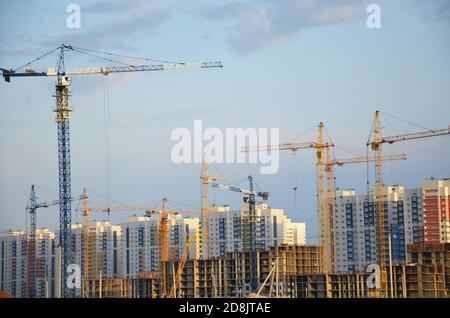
[103,76,111,220]
[10,44,187,75]
[13,46,61,72]
[70,46,186,65]
[291,152,299,214]
[70,47,135,67]
[380,110,434,133]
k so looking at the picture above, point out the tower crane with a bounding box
[25,185,86,298]
[2,44,223,297]
[200,155,230,259]
[147,198,228,297]
[367,110,450,295]
[169,234,194,298]
[242,123,408,273]
[212,176,269,292]
[242,123,332,272]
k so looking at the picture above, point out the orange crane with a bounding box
[200,155,229,259]
[242,122,407,273]
[367,110,450,295]
[147,198,228,297]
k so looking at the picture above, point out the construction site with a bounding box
[49,243,450,299]
[0,4,450,300]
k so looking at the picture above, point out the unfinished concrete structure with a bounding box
[405,243,450,297]
[169,245,323,298]
[85,278,132,298]
[79,243,450,298]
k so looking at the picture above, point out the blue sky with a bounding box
[0,0,449,243]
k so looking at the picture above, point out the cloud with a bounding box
[42,0,170,50]
[203,0,368,55]
[434,0,450,21]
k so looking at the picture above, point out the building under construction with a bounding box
[81,243,450,298]
[291,243,450,298]
[108,245,323,298]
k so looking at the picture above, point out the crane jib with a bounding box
[2,61,223,81]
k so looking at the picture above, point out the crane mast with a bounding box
[80,189,91,298]
[160,198,169,297]
[371,111,387,295]
[247,176,259,292]
[325,145,335,273]
[315,123,330,273]
[200,155,229,259]
[25,185,38,298]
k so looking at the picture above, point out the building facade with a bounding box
[207,202,306,258]
[422,178,450,244]
[333,185,424,273]
[0,229,57,298]
[120,215,199,278]
[71,221,122,282]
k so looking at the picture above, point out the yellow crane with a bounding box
[169,234,194,298]
[242,122,407,273]
[325,153,407,273]
[242,122,332,272]
[367,110,450,295]
[200,155,229,259]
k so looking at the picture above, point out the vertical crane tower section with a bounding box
[315,122,330,273]
[55,45,74,298]
[200,155,229,259]
[25,185,38,298]
[247,175,258,292]
[370,111,387,295]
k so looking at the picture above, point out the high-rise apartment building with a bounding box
[334,185,424,273]
[207,202,306,258]
[71,221,122,282]
[0,228,57,298]
[422,178,450,243]
[120,215,199,278]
